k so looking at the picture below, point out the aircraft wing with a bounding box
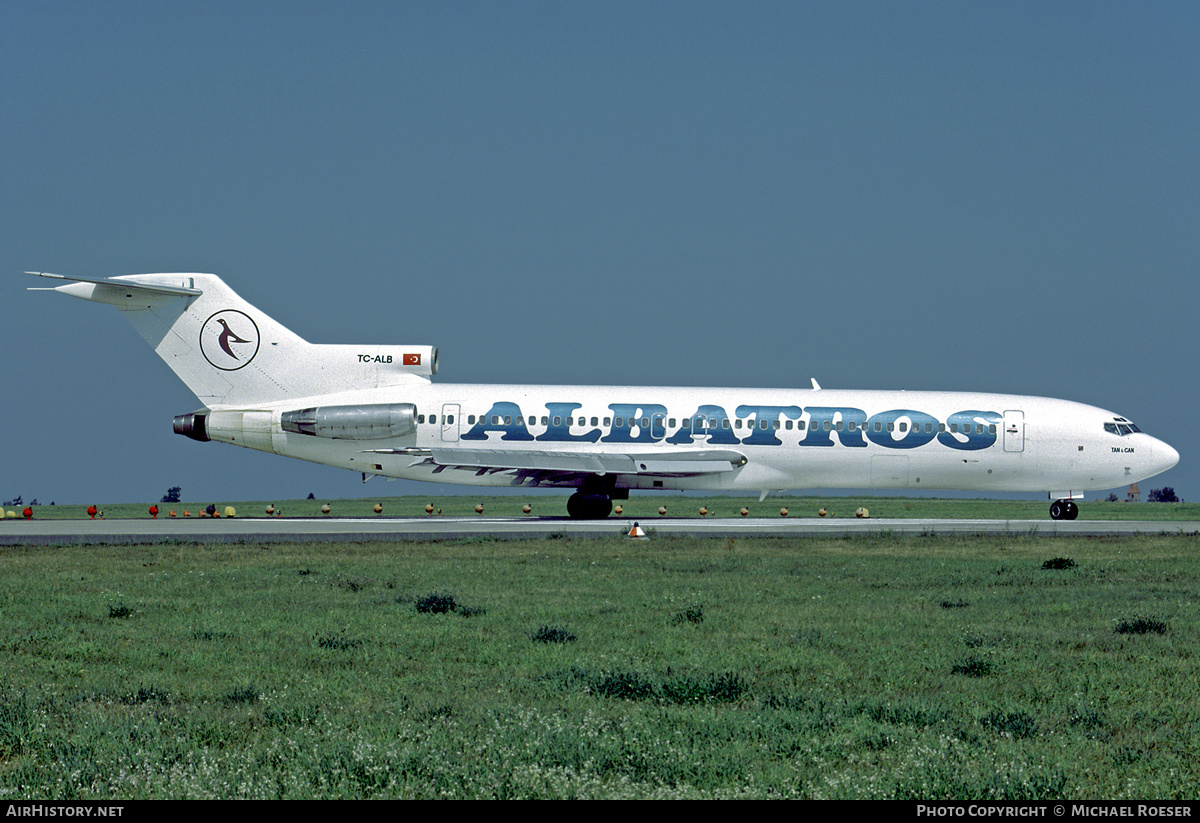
[369,447,747,486]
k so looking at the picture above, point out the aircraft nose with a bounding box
[1151,437,1180,476]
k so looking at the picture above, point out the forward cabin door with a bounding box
[441,404,460,442]
[1003,410,1025,453]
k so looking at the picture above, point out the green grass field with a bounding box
[4,494,1198,522]
[2,532,1198,798]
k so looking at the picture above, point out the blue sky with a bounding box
[3,1,1196,506]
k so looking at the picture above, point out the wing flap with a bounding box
[425,447,747,478]
[366,446,747,482]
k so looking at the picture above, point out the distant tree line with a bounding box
[1147,487,1179,503]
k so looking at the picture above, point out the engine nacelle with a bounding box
[173,410,211,442]
[281,403,417,440]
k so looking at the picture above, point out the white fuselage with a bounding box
[203,384,1178,498]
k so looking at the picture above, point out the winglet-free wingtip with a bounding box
[811,378,821,390]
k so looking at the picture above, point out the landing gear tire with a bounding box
[1050,499,1079,521]
[567,491,613,520]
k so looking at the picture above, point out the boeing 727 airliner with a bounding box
[30,272,1179,519]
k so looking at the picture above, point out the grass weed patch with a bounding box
[539,667,747,705]
[529,625,576,644]
[951,657,994,677]
[1041,557,1077,570]
[671,604,705,625]
[317,632,364,651]
[414,591,457,614]
[1114,616,1169,635]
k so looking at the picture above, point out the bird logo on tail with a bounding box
[216,318,251,360]
[200,310,261,371]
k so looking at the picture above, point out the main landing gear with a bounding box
[1049,499,1079,520]
[567,478,622,519]
[567,490,613,520]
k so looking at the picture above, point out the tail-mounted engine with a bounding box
[174,403,418,452]
[281,403,417,440]
[173,410,210,442]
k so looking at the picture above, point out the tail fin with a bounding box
[30,272,437,407]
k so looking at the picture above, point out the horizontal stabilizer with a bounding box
[27,272,203,300]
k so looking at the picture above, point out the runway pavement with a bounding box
[1,516,1195,545]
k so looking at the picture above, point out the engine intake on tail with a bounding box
[281,403,417,440]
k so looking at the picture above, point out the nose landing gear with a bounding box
[1050,499,1079,520]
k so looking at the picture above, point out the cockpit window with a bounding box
[1105,420,1142,436]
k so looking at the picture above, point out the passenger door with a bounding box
[1003,410,1025,453]
[441,404,460,442]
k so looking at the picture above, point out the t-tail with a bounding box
[28,272,437,409]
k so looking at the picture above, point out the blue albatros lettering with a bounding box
[536,402,601,443]
[865,409,940,449]
[666,404,740,445]
[462,401,1000,450]
[938,410,1003,450]
[800,407,868,447]
[461,402,534,441]
[736,404,803,445]
[602,404,669,443]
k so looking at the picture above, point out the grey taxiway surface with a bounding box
[1,516,1194,545]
